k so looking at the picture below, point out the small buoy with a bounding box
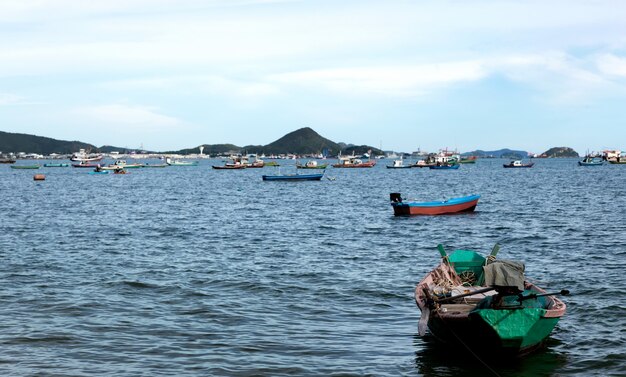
[34,174,45,181]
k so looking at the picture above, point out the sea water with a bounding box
[0,158,624,376]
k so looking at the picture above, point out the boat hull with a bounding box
[212,165,246,170]
[578,161,603,166]
[43,163,69,167]
[262,174,323,181]
[391,195,479,216]
[10,165,40,169]
[331,161,376,168]
[503,163,534,168]
[426,306,560,356]
[429,164,460,170]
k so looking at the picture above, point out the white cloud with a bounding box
[269,61,487,97]
[100,75,280,99]
[596,54,626,77]
[72,104,183,129]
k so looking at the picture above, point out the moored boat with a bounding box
[578,156,604,166]
[212,163,246,170]
[332,154,376,168]
[262,172,324,181]
[70,149,103,162]
[415,244,568,356]
[390,193,479,215]
[458,156,477,164]
[165,157,198,166]
[297,160,328,169]
[386,158,412,169]
[101,160,144,170]
[10,164,40,169]
[72,161,101,168]
[503,160,534,168]
[429,163,460,170]
[43,163,69,167]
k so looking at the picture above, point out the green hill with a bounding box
[254,127,342,155]
[541,147,579,158]
[0,131,96,155]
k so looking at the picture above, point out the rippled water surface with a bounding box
[1,158,624,376]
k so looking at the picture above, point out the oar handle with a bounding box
[435,287,495,303]
[518,289,570,301]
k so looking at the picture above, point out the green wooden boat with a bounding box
[415,244,567,357]
[10,165,40,169]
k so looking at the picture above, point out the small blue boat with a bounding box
[262,173,324,181]
[89,171,110,175]
[429,164,460,170]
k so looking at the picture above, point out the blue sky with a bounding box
[1,0,625,154]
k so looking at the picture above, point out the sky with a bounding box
[1,0,626,154]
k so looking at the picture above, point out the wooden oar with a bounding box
[434,286,495,303]
[518,289,570,302]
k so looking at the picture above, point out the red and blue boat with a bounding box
[390,193,480,215]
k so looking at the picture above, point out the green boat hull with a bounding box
[10,165,40,169]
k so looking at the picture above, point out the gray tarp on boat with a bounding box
[483,260,525,291]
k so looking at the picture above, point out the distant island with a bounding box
[1,128,580,158]
[540,147,579,158]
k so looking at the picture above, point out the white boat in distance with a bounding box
[70,149,104,162]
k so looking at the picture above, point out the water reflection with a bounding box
[413,333,568,377]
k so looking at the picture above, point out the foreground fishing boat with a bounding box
[262,172,324,181]
[390,193,479,215]
[415,244,567,357]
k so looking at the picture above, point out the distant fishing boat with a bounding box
[10,164,40,169]
[141,163,169,168]
[0,157,16,164]
[503,160,534,168]
[578,156,603,166]
[458,156,477,164]
[43,163,69,167]
[429,164,460,170]
[390,193,479,215]
[101,160,144,170]
[72,161,101,168]
[166,157,198,166]
[70,149,103,162]
[212,164,246,170]
[415,244,568,357]
[89,170,109,175]
[332,154,376,168]
[386,157,412,169]
[297,160,328,169]
[262,173,324,181]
